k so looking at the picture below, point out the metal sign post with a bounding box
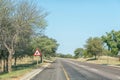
[34,48,42,65]
[36,56,38,65]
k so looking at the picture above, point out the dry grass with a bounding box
[0,56,54,80]
[15,56,38,65]
[95,56,120,65]
[72,56,120,66]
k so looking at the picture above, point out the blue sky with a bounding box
[37,0,120,55]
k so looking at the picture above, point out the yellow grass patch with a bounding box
[73,56,120,66]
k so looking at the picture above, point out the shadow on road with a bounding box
[86,58,97,61]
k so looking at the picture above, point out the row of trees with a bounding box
[0,0,58,73]
[57,53,73,58]
[74,30,120,59]
[31,36,59,58]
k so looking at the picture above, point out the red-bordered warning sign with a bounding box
[34,48,42,56]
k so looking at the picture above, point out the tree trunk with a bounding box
[95,54,97,60]
[3,59,6,72]
[14,57,17,66]
[6,57,8,72]
[8,51,12,73]
[40,56,42,63]
[0,60,4,72]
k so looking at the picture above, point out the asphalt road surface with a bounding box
[31,58,120,80]
[31,59,66,80]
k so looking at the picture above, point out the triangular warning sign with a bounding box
[34,49,42,56]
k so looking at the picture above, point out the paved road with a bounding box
[31,58,120,80]
[30,59,66,80]
[62,59,120,80]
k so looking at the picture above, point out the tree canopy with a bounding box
[84,37,103,59]
[74,48,83,58]
[31,36,59,57]
[0,0,47,72]
[102,30,120,56]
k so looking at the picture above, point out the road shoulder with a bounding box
[20,63,51,80]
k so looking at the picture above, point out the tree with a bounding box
[0,0,47,72]
[65,54,73,58]
[74,48,83,58]
[83,49,92,58]
[56,53,73,58]
[102,30,120,56]
[85,37,103,59]
[31,36,59,58]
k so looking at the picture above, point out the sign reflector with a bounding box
[34,49,42,56]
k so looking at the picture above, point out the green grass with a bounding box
[0,63,43,80]
[0,68,32,80]
[0,58,43,80]
[0,57,56,80]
